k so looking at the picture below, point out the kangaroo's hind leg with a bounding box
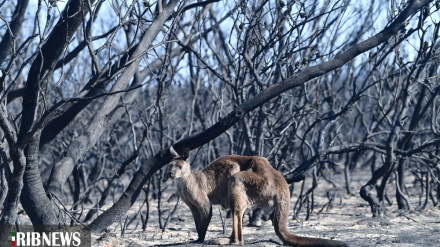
[228,175,249,245]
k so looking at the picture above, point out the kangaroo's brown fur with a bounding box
[169,154,348,247]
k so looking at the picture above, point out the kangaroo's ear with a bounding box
[181,148,190,160]
[169,146,190,160]
[170,146,180,159]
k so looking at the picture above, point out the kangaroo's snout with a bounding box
[169,172,176,179]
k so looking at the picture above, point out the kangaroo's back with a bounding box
[201,155,259,206]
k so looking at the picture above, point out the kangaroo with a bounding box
[169,152,348,247]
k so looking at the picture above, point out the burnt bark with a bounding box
[0,0,30,64]
[0,0,98,232]
[20,133,60,227]
[0,105,26,244]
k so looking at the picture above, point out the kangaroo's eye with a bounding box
[177,165,182,169]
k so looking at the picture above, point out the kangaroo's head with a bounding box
[169,158,190,179]
[169,147,190,179]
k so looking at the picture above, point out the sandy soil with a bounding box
[92,171,440,247]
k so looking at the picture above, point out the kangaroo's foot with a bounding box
[190,238,204,244]
[229,240,243,245]
[229,235,243,245]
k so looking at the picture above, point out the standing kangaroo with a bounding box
[169,151,348,247]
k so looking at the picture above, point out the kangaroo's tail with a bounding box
[273,191,348,247]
